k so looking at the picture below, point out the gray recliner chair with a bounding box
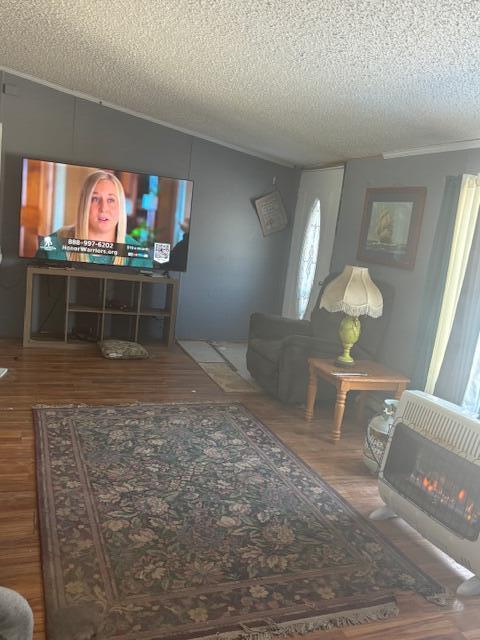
[246,275,394,405]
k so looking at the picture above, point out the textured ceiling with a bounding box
[1,1,480,166]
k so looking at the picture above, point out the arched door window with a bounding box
[296,199,321,318]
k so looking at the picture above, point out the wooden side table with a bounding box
[305,358,410,442]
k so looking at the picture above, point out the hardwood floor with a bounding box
[0,339,478,639]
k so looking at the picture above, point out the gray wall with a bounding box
[331,150,480,376]
[0,71,299,339]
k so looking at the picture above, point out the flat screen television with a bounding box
[18,158,194,271]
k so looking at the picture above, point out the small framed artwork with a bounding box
[357,187,426,269]
[253,190,288,236]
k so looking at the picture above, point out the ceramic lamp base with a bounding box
[337,315,361,366]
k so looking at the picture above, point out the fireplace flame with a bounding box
[421,476,438,493]
[415,473,479,527]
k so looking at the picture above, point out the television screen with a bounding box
[19,158,193,271]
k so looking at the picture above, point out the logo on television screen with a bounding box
[154,242,170,264]
[41,236,55,251]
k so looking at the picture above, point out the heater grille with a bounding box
[402,399,480,463]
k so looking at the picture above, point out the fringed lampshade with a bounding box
[320,266,383,365]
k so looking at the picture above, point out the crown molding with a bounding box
[0,66,296,168]
[383,138,480,159]
[302,163,345,172]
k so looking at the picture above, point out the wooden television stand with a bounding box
[23,265,179,348]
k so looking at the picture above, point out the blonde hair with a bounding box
[59,171,127,265]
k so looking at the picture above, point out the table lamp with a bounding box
[320,265,383,366]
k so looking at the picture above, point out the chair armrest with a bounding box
[248,313,312,341]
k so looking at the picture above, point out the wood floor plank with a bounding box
[0,338,478,639]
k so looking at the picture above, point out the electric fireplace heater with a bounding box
[372,390,480,596]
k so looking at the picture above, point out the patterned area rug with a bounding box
[34,402,445,640]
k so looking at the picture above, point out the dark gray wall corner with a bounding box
[330,151,480,376]
[178,139,298,339]
[0,72,300,339]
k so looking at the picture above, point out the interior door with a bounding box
[282,166,344,319]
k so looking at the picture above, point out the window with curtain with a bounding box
[422,174,480,417]
[296,199,321,319]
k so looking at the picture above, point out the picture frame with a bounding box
[253,190,288,236]
[357,187,426,269]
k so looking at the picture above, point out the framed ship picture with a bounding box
[357,187,426,269]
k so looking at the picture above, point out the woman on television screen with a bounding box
[36,171,151,267]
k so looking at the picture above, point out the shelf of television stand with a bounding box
[68,304,171,317]
[138,308,171,317]
[69,304,137,316]
[23,265,179,348]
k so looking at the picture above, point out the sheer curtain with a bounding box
[425,175,480,394]
[463,340,480,415]
[411,176,461,391]
[434,204,480,410]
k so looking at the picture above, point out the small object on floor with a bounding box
[0,368,8,378]
[99,339,149,360]
[0,586,33,639]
